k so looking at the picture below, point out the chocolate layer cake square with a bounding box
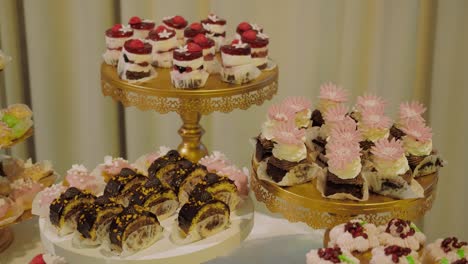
[324,171,364,199]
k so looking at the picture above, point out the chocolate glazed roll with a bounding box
[172,196,230,244]
[108,205,163,256]
[147,150,182,178]
[152,157,196,192]
[177,165,209,204]
[73,196,124,247]
[188,174,240,211]
[49,187,96,236]
[129,184,179,221]
[104,168,147,206]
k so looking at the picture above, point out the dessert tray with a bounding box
[39,197,254,264]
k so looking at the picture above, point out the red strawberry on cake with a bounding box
[201,13,227,51]
[163,15,188,44]
[241,30,269,70]
[128,16,155,39]
[117,39,156,82]
[103,24,133,66]
[147,25,178,68]
[188,34,218,73]
[184,22,207,42]
[235,21,263,39]
[170,43,209,89]
[220,39,260,84]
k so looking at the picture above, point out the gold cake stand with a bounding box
[251,159,438,229]
[101,62,279,162]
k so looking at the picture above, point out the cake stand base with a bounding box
[0,227,14,253]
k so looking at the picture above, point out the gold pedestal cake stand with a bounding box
[251,159,438,230]
[101,63,279,162]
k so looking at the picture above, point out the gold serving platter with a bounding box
[251,159,438,229]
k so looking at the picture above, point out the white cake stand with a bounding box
[39,197,254,264]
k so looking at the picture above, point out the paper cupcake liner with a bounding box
[256,159,323,186]
[220,63,261,84]
[170,69,209,89]
[362,170,424,199]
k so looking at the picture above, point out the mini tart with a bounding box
[75,196,124,246]
[184,22,206,39]
[129,183,179,220]
[109,205,163,255]
[49,187,96,236]
[370,245,421,264]
[423,237,468,264]
[175,197,230,243]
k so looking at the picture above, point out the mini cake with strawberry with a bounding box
[370,245,421,264]
[128,16,155,39]
[423,237,468,264]
[188,34,218,73]
[184,22,207,42]
[306,246,361,264]
[220,40,260,84]
[377,219,426,251]
[235,22,263,39]
[162,15,188,44]
[241,30,269,69]
[329,219,380,253]
[147,25,178,68]
[103,24,133,66]
[201,13,227,51]
[364,138,424,199]
[170,43,209,89]
[117,39,156,83]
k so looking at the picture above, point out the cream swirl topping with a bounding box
[402,136,432,156]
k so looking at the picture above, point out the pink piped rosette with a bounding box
[317,82,349,113]
[329,118,363,144]
[358,107,392,144]
[261,103,296,141]
[377,218,426,251]
[281,96,312,129]
[32,184,67,218]
[65,164,105,194]
[133,146,171,175]
[352,94,386,122]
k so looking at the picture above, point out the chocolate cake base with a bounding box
[255,135,273,162]
[266,156,301,183]
[324,171,364,199]
[390,125,406,140]
[359,140,375,151]
[126,70,151,80]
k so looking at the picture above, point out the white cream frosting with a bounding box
[221,53,252,67]
[105,36,129,49]
[261,119,279,140]
[425,239,468,263]
[272,143,307,163]
[152,38,178,52]
[153,51,173,67]
[202,46,216,58]
[173,57,204,68]
[306,249,360,264]
[202,23,226,34]
[329,220,380,253]
[370,247,421,264]
[373,155,410,178]
[252,57,268,67]
[329,158,362,179]
[164,25,184,40]
[133,29,151,39]
[295,109,312,128]
[361,127,389,142]
[210,35,225,51]
[402,136,432,156]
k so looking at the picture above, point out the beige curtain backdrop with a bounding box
[0,0,467,240]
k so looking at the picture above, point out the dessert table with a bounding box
[1,197,324,264]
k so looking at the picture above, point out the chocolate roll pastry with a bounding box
[74,196,124,247]
[147,150,183,177]
[108,204,163,256]
[104,168,146,206]
[172,197,230,244]
[49,187,96,236]
[129,183,179,220]
[177,166,209,204]
[152,156,196,192]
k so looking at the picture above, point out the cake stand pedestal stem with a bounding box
[177,111,208,162]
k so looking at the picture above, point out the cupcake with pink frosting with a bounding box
[92,156,133,183]
[306,246,360,264]
[258,121,321,186]
[10,178,44,210]
[423,237,468,264]
[370,245,421,264]
[31,183,67,218]
[358,107,392,150]
[282,96,312,129]
[65,164,105,194]
[133,146,171,175]
[329,219,380,253]
[377,219,426,251]
[364,138,423,199]
[352,94,387,122]
[311,83,349,128]
[390,101,427,140]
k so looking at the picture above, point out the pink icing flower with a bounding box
[323,104,349,123]
[356,94,386,113]
[281,96,312,112]
[199,151,232,173]
[267,104,295,122]
[401,120,432,143]
[325,140,361,170]
[330,118,363,143]
[319,82,349,103]
[101,156,133,175]
[360,108,392,130]
[273,121,306,145]
[371,138,405,161]
[66,164,101,194]
[399,101,426,123]
[218,165,249,196]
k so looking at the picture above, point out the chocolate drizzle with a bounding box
[49,187,96,227]
[147,150,182,178]
[178,199,229,234]
[104,169,142,197]
[406,154,427,170]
